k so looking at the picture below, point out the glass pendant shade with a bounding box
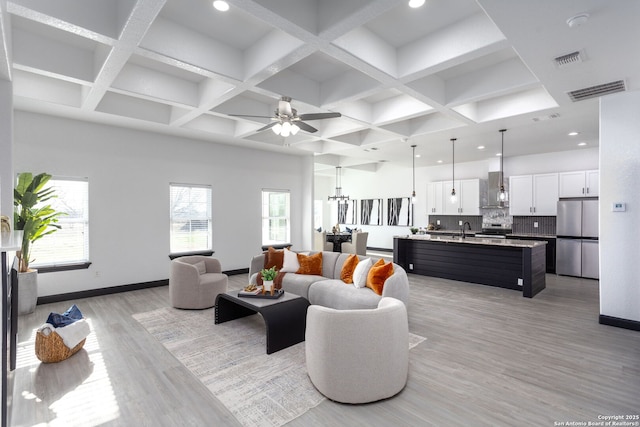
[498,129,508,203]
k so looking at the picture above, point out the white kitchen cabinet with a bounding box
[509,173,559,216]
[427,181,445,214]
[559,170,599,197]
[585,170,599,197]
[441,179,481,215]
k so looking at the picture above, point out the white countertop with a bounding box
[397,234,547,248]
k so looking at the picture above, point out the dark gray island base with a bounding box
[394,236,546,298]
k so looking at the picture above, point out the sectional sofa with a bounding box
[248,250,409,309]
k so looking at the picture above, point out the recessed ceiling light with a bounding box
[213,1,229,12]
[496,153,502,157]
[568,131,579,136]
[578,142,587,146]
[437,160,443,163]
[415,154,421,158]
[477,145,485,150]
[408,0,426,8]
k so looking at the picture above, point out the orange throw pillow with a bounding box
[366,259,394,295]
[340,254,359,284]
[264,247,285,270]
[297,252,323,275]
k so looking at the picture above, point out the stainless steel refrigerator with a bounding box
[556,199,599,279]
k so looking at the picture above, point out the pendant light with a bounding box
[328,166,349,202]
[450,138,457,203]
[498,129,508,202]
[411,144,417,204]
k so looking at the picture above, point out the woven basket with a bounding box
[35,330,86,363]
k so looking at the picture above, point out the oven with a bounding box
[475,225,512,239]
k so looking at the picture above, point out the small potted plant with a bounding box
[410,226,419,235]
[260,265,278,295]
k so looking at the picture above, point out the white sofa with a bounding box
[248,250,409,309]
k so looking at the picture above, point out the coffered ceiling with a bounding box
[1,0,639,173]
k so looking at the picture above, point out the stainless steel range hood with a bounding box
[482,171,509,208]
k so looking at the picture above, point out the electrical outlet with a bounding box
[95,271,100,277]
[517,278,523,287]
[436,220,440,225]
[459,220,463,226]
[534,222,538,228]
[409,263,414,270]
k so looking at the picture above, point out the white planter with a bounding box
[18,269,38,315]
[263,280,274,294]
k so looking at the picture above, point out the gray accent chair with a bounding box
[341,231,368,255]
[169,256,228,309]
[305,297,409,403]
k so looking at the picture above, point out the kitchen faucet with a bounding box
[461,221,472,239]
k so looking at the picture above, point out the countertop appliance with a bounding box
[556,199,599,279]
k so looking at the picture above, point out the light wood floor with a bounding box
[11,273,640,426]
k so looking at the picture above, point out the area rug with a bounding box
[133,306,426,427]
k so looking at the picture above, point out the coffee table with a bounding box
[215,290,310,354]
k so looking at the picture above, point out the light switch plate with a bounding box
[458,220,463,226]
[534,222,538,228]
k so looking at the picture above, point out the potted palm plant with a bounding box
[14,172,63,314]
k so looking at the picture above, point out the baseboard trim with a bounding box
[599,315,640,332]
[36,269,248,305]
[367,247,392,253]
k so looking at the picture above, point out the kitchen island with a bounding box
[393,235,547,297]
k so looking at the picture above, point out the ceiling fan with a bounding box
[228,96,342,137]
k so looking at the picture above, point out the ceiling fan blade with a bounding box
[298,112,341,121]
[256,122,278,132]
[296,121,318,133]
[228,114,274,119]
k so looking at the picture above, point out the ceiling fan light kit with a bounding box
[229,96,341,138]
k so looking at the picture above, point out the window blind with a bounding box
[170,183,212,254]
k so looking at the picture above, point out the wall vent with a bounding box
[554,51,583,68]
[568,80,626,102]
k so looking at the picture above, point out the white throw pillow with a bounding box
[352,258,373,288]
[281,248,300,273]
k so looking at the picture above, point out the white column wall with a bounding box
[599,90,640,323]
[0,80,12,217]
[14,111,313,297]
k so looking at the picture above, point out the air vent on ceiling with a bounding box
[568,80,626,102]
[554,51,583,68]
[532,113,561,122]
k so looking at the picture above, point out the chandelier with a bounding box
[328,166,349,202]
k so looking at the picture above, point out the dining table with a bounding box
[325,232,352,252]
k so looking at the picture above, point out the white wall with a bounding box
[331,148,599,249]
[14,111,314,297]
[0,80,12,216]
[599,90,640,323]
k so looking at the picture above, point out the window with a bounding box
[30,177,90,268]
[170,183,212,254]
[262,190,290,246]
[314,200,323,230]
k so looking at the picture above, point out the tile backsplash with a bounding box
[427,215,482,231]
[512,216,557,235]
[426,213,557,235]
